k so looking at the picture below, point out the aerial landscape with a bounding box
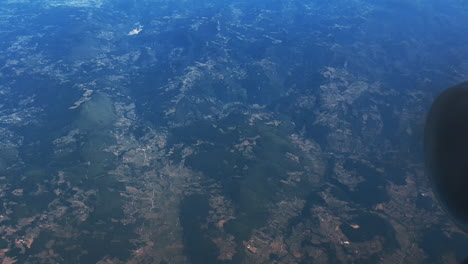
[1,0,468,263]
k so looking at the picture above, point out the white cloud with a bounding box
[128,25,143,36]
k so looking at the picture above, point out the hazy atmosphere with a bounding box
[1,0,468,263]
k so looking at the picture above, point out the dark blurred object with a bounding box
[425,81,468,232]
